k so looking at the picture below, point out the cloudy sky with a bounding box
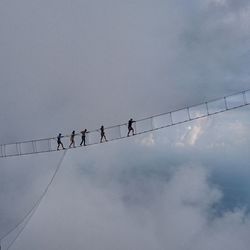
[0,0,250,249]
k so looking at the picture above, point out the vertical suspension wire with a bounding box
[117,125,122,138]
[18,143,22,156]
[31,141,35,154]
[151,116,155,130]
[15,143,19,156]
[149,117,154,131]
[187,107,191,120]
[205,102,209,115]
[32,141,37,153]
[169,112,173,125]
[243,91,247,105]
[48,139,52,152]
[3,145,6,158]
[224,97,228,110]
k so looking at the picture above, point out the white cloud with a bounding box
[174,118,208,147]
[186,119,206,146]
[5,162,250,250]
[138,133,155,147]
[206,0,228,7]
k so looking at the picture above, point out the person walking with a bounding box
[69,130,76,148]
[100,125,107,143]
[127,118,135,136]
[80,129,88,146]
[57,133,65,150]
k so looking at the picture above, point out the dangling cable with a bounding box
[0,150,67,249]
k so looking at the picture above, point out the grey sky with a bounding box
[0,0,250,249]
[0,0,250,140]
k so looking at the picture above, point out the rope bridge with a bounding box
[0,90,249,158]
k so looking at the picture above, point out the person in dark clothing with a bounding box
[80,129,88,146]
[127,118,135,136]
[69,130,76,148]
[100,125,107,143]
[57,133,65,150]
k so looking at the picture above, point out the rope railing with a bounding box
[0,89,249,158]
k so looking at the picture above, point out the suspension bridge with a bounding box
[0,89,250,158]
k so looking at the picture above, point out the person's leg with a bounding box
[128,127,132,136]
[58,142,63,150]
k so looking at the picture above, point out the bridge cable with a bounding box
[0,150,67,250]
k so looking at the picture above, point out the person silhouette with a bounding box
[57,133,65,150]
[100,125,107,143]
[127,118,135,136]
[69,130,76,148]
[80,129,88,146]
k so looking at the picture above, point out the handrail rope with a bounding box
[0,150,67,249]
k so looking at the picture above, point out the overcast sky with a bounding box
[0,0,250,249]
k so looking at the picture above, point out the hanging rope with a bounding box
[0,150,67,250]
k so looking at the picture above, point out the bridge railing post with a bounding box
[243,91,247,105]
[205,102,209,115]
[3,145,6,157]
[48,139,52,152]
[224,97,228,110]
[170,112,173,125]
[187,107,191,120]
[32,141,37,153]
